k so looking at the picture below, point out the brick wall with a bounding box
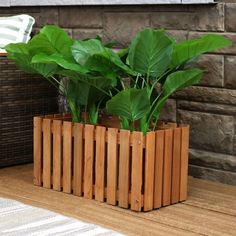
[0,1,236,185]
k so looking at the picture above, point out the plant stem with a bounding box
[149,68,173,97]
[121,80,126,90]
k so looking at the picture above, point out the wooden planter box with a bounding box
[33,114,189,212]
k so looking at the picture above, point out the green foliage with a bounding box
[5,25,231,133]
[127,29,173,78]
[106,88,150,129]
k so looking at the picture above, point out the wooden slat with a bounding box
[154,130,165,209]
[83,125,94,199]
[33,117,42,186]
[131,132,143,211]
[43,119,52,189]
[162,129,173,206]
[118,130,130,209]
[95,126,106,202]
[0,52,7,57]
[144,132,156,211]
[52,120,62,191]
[73,123,83,196]
[63,122,72,193]
[45,114,54,118]
[180,126,190,201]
[107,128,118,205]
[171,128,182,204]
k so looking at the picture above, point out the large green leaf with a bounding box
[72,39,105,65]
[72,39,135,76]
[5,43,58,78]
[28,25,73,57]
[5,43,36,73]
[85,49,135,77]
[172,34,231,67]
[32,53,89,74]
[127,28,173,78]
[106,88,150,121]
[149,68,203,122]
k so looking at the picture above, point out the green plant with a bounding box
[5,26,231,133]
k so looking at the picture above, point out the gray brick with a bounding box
[225,56,236,89]
[174,86,236,105]
[72,29,102,40]
[178,110,234,154]
[103,12,150,47]
[151,3,224,31]
[59,7,103,28]
[196,54,224,87]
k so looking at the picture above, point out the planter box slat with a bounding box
[33,117,43,186]
[163,129,174,206]
[131,132,143,211]
[107,128,119,205]
[154,130,165,209]
[43,119,52,189]
[95,126,106,202]
[73,123,84,197]
[118,130,130,209]
[180,125,190,201]
[63,122,72,194]
[144,131,156,211]
[171,127,182,204]
[34,115,190,212]
[52,120,62,191]
[84,125,95,199]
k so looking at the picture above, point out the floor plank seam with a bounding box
[182,202,236,218]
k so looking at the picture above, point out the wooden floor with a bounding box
[0,164,235,236]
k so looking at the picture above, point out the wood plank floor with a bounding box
[0,164,235,236]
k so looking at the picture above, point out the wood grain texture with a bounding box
[95,126,106,202]
[83,125,94,199]
[73,123,84,197]
[1,165,236,236]
[131,132,143,211]
[118,130,130,208]
[33,117,42,186]
[52,120,62,191]
[180,125,190,201]
[162,129,173,206]
[171,128,181,204]
[107,128,118,205]
[154,130,165,209]
[144,132,155,211]
[63,122,72,194]
[43,119,52,189]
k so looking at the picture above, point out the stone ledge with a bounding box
[0,0,215,7]
[189,164,236,186]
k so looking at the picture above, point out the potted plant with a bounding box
[5,26,230,211]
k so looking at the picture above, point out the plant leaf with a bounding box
[72,39,105,65]
[28,25,73,57]
[127,28,173,78]
[106,88,150,121]
[5,43,58,77]
[32,53,89,74]
[149,68,203,121]
[172,34,231,67]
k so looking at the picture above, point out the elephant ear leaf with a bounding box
[106,88,150,122]
[172,34,231,67]
[5,43,37,73]
[5,43,58,77]
[28,25,73,57]
[150,68,203,120]
[127,28,173,78]
[72,39,105,65]
[32,53,89,74]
